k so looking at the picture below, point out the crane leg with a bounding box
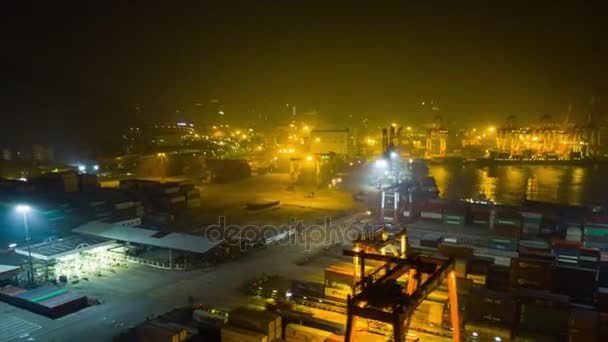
[448,271,460,342]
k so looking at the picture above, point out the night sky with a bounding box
[1,1,606,153]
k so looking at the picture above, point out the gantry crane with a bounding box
[343,229,460,342]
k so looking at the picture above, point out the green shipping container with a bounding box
[519,239,550,250]
[584,227,608,237]
[443,215,465,225]
[496,219,520,226]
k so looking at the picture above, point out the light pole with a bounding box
[157,152,167,182]
[16,205,34,286]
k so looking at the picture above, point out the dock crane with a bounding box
[343,230,461,342]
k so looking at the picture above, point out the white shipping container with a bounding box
[420,212,442,219]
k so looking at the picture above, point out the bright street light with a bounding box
[16,204,34,285]
[16,204,31,214]
[374,159,388,169]
[306,155,313,161]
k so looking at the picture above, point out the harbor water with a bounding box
[429,163,608,206]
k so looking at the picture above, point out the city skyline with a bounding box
[1,1,606,151]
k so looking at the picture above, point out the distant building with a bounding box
[310,129,350,155]
[123,122,196,154]
[32,145,54,162]
[0,145,54,162]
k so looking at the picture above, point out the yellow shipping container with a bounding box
[284,324,333,342]
[222,325,269,342]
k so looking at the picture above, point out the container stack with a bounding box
[487,236,518,252]
[465,258,492,287]
[225,307,282,341]
[551,264,597,303]
[492,208,522,239]
[520,211,542,236]
[283,323,342,342]
[465,288,517,340]
[135,320,189,342]
[568,308,599,342]
[419,199,443,223]
[518,238,551,256]
[470,204,492,226]
[221,325,268,342]
[442,202,467,226]
[558,205,586,237]
[552,240,582,266]
[324,263,358,302]
[517,291,570,341]
[509,257,553,290]
[582,216,608,251]
[485,264,510,291]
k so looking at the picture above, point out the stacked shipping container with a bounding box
[227,307,282,341]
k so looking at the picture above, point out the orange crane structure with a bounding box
[343,229,460,342]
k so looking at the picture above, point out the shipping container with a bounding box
[584,226,608,237]
[488,237,518,252]
[578,247,600,269]
[492,225,522,239]
[284,324,333,342]
[565,225,583,242]
[551,265,596,303]
[518,304,569,339]
[486,265,510,291]
[437,244,474,259]
[469,204,492,226]
[582,241,608,251]
[519,238,550,251]
[136,322,181,342]
[221,325,268,342]
[228,307,281,341]
[442,214,465,225]
[568,308,598,342]
[467,288,517,326]
[419,233,443,249]
[411,300,444,328]
[510,257,553,290]
[466,258,492,286]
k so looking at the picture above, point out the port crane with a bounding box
[343,230,461,342]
